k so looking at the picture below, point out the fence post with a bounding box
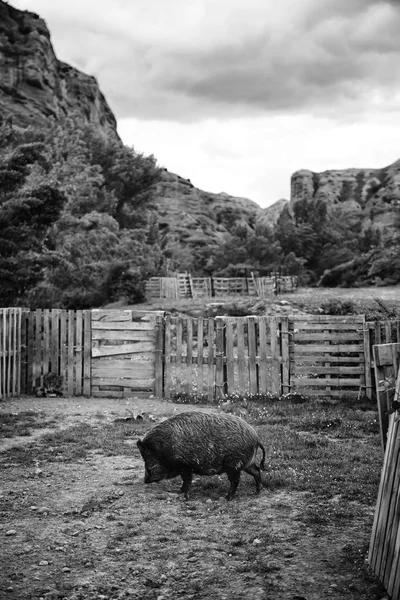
[83,310,92,397]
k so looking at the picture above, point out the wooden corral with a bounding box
[146,274,298,299]
[1,309,400,402]
[369,344,400,599]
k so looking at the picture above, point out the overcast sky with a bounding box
[12,0,400,207]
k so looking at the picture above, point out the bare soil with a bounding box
[0,397,385,600]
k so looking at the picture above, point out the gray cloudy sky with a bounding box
[12,0,400,207]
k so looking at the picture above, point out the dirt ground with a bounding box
[0,397,386,600]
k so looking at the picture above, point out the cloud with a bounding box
[12,0,400,124]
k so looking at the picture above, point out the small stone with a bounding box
[5,530,16,536]
[253,538,262,545]
[6,587,14,592]
[62,567,71,573]
[39,560,49,566]
[35,468,43,476]
[205,499,213,504]
[30,506,38,511]
[38,507,50,514]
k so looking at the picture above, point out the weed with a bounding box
[0,411,57,438]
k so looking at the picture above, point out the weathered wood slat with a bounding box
[92,343,155,357]
[293,344,365,353]
[294,332,363,341]
[294,365,365,374]
[291,377,363,386]
[92,377,154,389]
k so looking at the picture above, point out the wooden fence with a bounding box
[146,274,298,299]
[369,343,400,599]
[0,308,22,398]
[20,309,91,396]
[0,311,399,401]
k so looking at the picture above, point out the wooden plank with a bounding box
[16,309,21,396]
[291,315,364,324]
[75,311,83,395]
[369,415,398,569]
[34,310,43,388]
[294,365,364,374]
[59,312,67,394]
[175,317,183,395]
[293,344,365,353]
[363,320,373,399]
[291,377,363,387]
[197,318,204,396]
[293,332,363,341]
[186,318,193,395]
[291,355,364,364]
[26,310,34,394]
[92,321,155,331]
[67,310,75,395]
[43,309,51,377]
[380,423,400,588]
[20,310,28,394]
[298,388,361,397]
[92,363,154,377]
[91,310,135,322]
[225,319,235,393]
[92,342,155,357]
[258,317,268,394]
[92,329,155,340]
[374,344,400,367]
[7,310,11,396]
[83,310,92,397]
[164,317,172,400]
[207,318,215,402]
[270,317,280,395]
[291,322,364,331]
[373,345,391,452]
[215,318,225,399]
[91,377,154,389]
[237,318,246,395]
[0,310,4,398]
[248,318,257,394]
[154,315,163,398]
[281,317,290,394]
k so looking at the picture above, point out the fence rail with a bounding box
[146,274,298,299]
[369,345,400,599]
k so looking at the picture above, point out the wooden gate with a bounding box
[289,315,368,398]
[91,310,163,398]
[0,308,22,399]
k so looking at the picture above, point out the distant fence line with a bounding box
[145,273,298,299]
[1,309,400,402]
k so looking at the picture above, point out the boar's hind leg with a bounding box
[179,468,193,500]
[244,464,263,494]
[225,467,241,500]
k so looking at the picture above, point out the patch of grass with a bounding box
[0,411,57,438]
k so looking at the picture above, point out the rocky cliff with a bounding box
[150,169,264,248]
[290,160,400,236]
[0,0,118,138]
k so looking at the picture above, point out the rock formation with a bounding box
[289,161,400,237]
[0,0,118,139]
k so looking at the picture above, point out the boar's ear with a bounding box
[137,439,147,457]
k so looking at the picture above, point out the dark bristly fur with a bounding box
[137,411,266,500]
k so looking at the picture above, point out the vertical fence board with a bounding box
[67,311,75,395]
[186,319,193,396]
[175,318,182,395]
[164,317,172,399]
[83,310,91,397]
[280,317,290,394]
[207,319,215,402]
[248,318,257,395]
[237,319,246,395]
[215,319,225,400]
[75,311,83,396]
[196,318,204,396]
[258,317,268,393]
[364,322,373,399]
[225,319,235,392]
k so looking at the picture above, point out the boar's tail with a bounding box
[258,442,266,471]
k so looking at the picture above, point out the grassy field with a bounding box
[124,285,400,319]
[0,394,386,599]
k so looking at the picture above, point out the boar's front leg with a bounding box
[179,467,193,500]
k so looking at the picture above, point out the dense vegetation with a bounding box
[0,114,163,307]
[1,112,399,308]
